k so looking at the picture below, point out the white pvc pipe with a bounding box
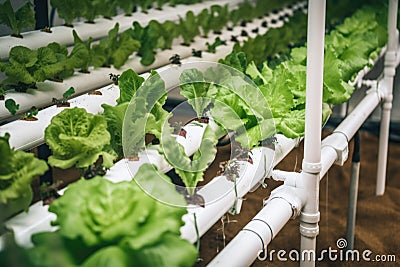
[0,0,241,59]
[207,198,293,267]
[334,86,383,143]
[300,1,325,266]
[376,0,398,195]
[321,89,383,178]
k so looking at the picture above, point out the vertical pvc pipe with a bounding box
[300,0,326,266]
[376,0,398,195]
[346,132,360,250]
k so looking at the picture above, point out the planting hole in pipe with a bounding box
[122,62,277,208]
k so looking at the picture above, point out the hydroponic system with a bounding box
[0,0,398,266]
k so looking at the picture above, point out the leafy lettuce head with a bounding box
[0,133,48,206]
[45,107,115,170]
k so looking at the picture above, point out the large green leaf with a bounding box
[179,68,212,117]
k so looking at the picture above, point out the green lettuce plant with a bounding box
[0,0,35,38]
[44,107,116,174]
[26,166,197,267]
[0,133,48,222]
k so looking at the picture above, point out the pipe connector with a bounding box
[270,169,301,187]
[322,131,348,166]
[299,211,320,238]
[301,161,322,174]
[265,185,306,219]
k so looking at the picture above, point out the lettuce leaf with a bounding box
[92,23,140,69]
[116,0,135,15]
[179,68,212,117]
[0,133,48,207]
[160,124,217,195]
[68,30,93,73]
[117,69,145,104]
[0,0,35,36]
[178,11,200,46]
[121,71,170,158]
[27,171,197,267]
[219,51,248,73]
[50,0,81,26]
[45,107,115,170]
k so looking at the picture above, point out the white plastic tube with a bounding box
[207,197,294,267]
[376,0,398,195]
[300,1,325,266]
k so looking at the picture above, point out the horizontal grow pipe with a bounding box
[0,38,220,121]
[207,189,305,267]
[0,44,237,149]
[0,0,242,60]
[0,3,303,121]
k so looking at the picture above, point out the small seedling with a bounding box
[40,181,63,205]
[230,35,239,43]
[5,99,19,115]
[169,54,182,65]
[20,106,38,121]
[83,155,107,179]
[53,87,75,107]
[109,73,120,85]
[206,37,226,53]
[192,49,202,58]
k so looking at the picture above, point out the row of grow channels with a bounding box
[3,0,304,253]
[0,0,298,119]
[0,0,302,148]
[0,0,225,58]
[0,0,394,266]
[0,0,386,249]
